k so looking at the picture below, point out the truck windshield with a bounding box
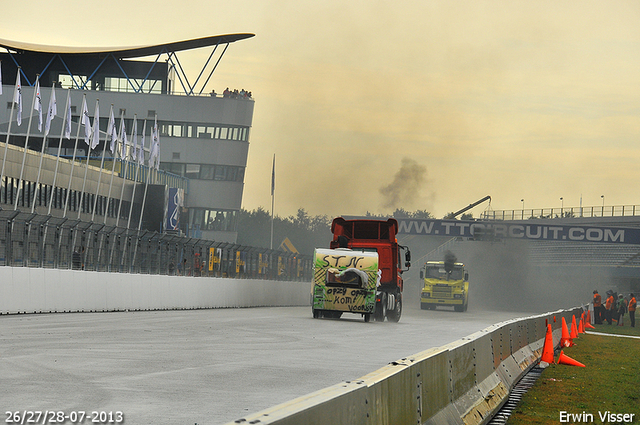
[426,265,463,280]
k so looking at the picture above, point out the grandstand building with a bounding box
[0,34,255,242]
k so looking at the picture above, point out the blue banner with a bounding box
[396,218,640,245]
[166,188,184,231]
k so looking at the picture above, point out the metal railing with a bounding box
[481,205,640,221]
[0,209,312,281]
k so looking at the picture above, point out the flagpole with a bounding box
[116,114,135,227]
[270,154,275,250]
[130,115,156,271]
[47,89,70,215]
[14,74,40,210]
[91,107,110,222]
[138,114,157,232]
[0,68,21,198]
[104,108,121,225]
[127,118,145,229]
[76,99,99,220]
[63,93,87,218]
[32,84,57,213]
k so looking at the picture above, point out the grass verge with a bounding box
[506,322,640,425]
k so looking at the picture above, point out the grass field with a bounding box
[506,320,640,425]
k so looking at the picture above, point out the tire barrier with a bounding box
[0,266,311,314]
[226,307,582,425]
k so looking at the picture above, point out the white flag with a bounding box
[35,79,43,132]
[118,118,127,159]
[138,122,146,165]
[107,106,117,153]
[150,115,160,169]
[64,91,71,139]
[44,85,57,137]
[81,97,91,146]
[131,117,138,161]
[90,100,100,150]
[15,72,22,126]
[120,119,128,159]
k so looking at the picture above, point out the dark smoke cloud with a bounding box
[379,158,427,210]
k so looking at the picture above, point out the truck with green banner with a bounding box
[311,217,411,322]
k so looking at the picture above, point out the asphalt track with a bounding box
[0,304,535,425]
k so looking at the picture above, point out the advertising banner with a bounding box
[395,218,640,244]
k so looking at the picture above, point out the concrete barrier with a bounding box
[0,266,311,314]
[226,307,585,425]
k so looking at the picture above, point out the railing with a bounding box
[0,209,312,281]
[481,205,640,221]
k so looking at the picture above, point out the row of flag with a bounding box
[3,64,160,170]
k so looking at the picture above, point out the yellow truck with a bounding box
[420,260,469,312]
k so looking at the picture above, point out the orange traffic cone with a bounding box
[557,350,585,367]
[570,316,578,339]
[585,320,595,330]
[578,314,585,334]
[540,324,555,366]
[560,317,573,347]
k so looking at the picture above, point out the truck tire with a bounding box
[387,294,402,322]
[364,313,371,322]
[312,309,321,319]
[375,293,387,322]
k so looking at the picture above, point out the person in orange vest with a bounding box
[593,290,603,324]
[604,290,615,325]
[629,293,636,328]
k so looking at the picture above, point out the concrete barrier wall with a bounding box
[227,307,585,425]
[0,266,311,314]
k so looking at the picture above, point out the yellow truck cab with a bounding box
[420,261,469,312]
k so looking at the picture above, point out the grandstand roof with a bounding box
[0,33,255,58]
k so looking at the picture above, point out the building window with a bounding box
[185,164,200,179]
[189,208,238,232]
[200,165,215,180]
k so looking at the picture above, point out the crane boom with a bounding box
[446,196,491,219]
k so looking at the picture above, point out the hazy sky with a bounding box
[2,1,640,219]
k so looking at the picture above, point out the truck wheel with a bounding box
[454,305,464,312]
[312,309,320,319]
[375,295,387,322]
[387,295,402,322]
[363,313,371,322]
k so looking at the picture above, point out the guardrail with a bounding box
[0,210,312,281]
[482,205,640,221]
[226,307,583,425]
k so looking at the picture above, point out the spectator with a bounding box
[72,247,85,270]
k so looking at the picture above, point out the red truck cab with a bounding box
[325,217,411,322]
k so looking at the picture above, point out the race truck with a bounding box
[311,217,411,322]
[420,258,469,312]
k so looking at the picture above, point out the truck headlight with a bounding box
[422,292,430,298]
[453,294,463,299]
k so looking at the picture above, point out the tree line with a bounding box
[236,208,451,256]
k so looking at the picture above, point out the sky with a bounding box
[2,1,640,219]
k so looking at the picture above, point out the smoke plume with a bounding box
[379,158,427,210]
